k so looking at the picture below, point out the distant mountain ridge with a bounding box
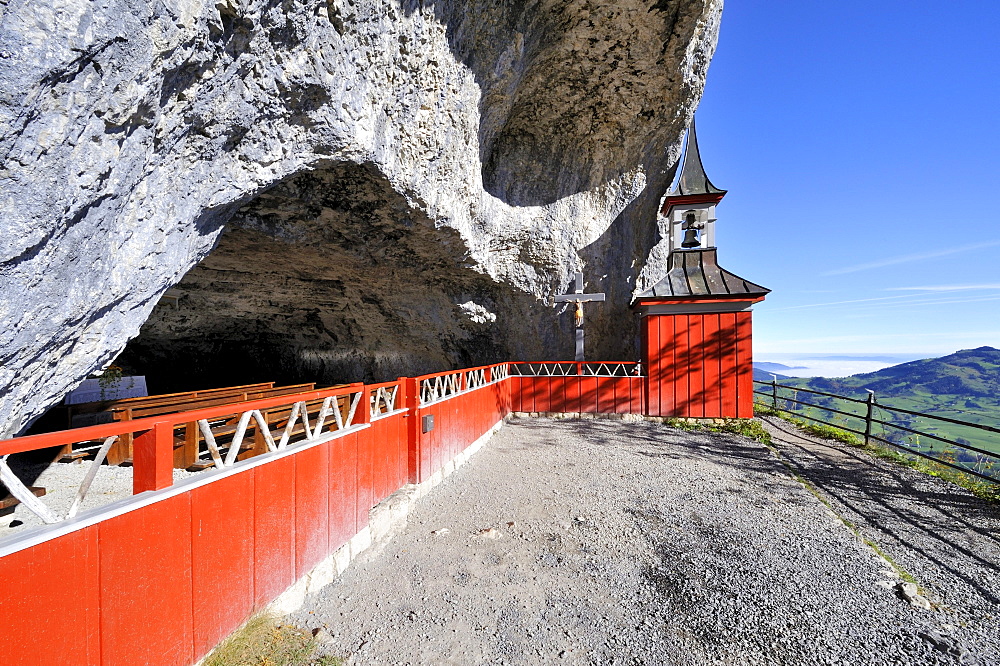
[797,346,1000,399]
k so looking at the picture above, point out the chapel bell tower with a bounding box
[633,120,770,419]
[661,119,725,253]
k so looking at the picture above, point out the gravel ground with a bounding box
[761,416,1000,664]
[293,417,995,665]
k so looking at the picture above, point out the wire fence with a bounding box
[753,379,1000,484]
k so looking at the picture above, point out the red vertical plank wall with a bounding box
[0,364,693,666]
[99,494,195,666]
[565,375,582,413]
[0,372,514,666]
[253,455,296,607]
[294,443,330,578]
[643,311,754,418]
[510,375,642,415]
[329,432,359,551]
[735,311,754,417]
[702,314,722,418]
[368,411,407,506]
[191,474,255,657]
[719,312,738,418]
[411,376,508,485]
[0,527,101,666]
[671,316,690,416]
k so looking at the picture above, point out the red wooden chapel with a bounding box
[633,121,769,418]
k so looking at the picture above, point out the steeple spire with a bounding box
[659,118,727,252]
[666,118,726,198]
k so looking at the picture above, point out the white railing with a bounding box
[0,390,365,527]
[195,392,363,469]
[465,368,487,391]
[419,371,464,405]
[509,362,642,377]
[418,364,510,407]
[369,384,400,420]
[0,435,119,525]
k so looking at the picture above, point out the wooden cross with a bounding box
[553,272,605,362]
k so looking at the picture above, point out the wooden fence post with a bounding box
[133,421,174,494]
[864,390,876,447]
[355,383,370,426]
[403,377,421,484]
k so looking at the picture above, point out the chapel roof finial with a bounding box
[666,118,726,198]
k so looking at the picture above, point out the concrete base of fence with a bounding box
[511,412,748,425]
[511,411,646,421]
[265,417,507,619]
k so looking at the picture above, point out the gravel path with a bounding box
[293,418,996,665]
[761,416,1000,664]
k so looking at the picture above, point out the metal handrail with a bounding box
[753,379,999,483]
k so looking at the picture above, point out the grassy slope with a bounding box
[768,347,1000,456]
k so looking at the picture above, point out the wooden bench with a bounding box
[57,383,279,464]
[181,389,354,470]
[66,382,276,427]
[109,384,319,467]
[0,487,46,517]
[53,382,360,470]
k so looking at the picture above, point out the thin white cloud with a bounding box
[764,287,1000,313]
[856,295,1000,310]
[763,331,1000,345]
[753,330,1000,353]
[885,283,1000,292]
[820,240,1000,276]
[765,292,927,311]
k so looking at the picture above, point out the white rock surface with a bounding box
[0,0,723,436]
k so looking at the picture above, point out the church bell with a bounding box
[681,227,701,248]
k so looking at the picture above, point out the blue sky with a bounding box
[693,0,1000,357]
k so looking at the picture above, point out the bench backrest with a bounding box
[116,384,318,421]
[69,382,275,415]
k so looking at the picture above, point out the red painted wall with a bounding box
[411,375,509,483]
[2,355,770,666]
[511,376,644,416]
[642,311,754,418]
[0,375,506,666]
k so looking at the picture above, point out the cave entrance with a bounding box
[114,161,512,396]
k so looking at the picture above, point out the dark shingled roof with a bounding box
[666,119,726,198]
[636,249,770,299]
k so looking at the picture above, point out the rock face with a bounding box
[0,0,723,436]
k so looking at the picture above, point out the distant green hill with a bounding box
[796,346,1000,399]
[770,347,1000,458]
[752,367,789,382]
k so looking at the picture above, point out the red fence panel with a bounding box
[253,456,296,607]
[736,312,754,418]
[369,411,407,505]
[0,526,101,666]
[581,376,599,412]
[99,494,194,666]
[720,312,738,418]
[329,432,359,550]
[192,472,255,656]
[294,443,330,578]
[0,360,672,666]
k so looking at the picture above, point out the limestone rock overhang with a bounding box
[0,0,727,438]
